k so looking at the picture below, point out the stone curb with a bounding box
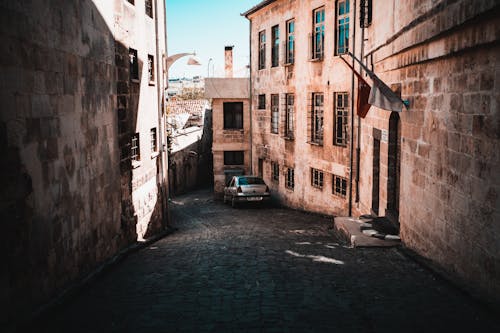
[10,227,177,333]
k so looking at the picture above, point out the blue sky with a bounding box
[166,0,261,79]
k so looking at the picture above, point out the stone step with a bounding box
[334,217,401,248]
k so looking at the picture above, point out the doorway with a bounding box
[372,129,381,215]
[387,112,401,225]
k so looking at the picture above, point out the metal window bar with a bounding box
[311,93,324,145]
[145,0,153,18]
[286,19,295,64]
[334,92,349,146]
[150,128,157,153]
[333,174,348,197]
[131,133,140,161]
[285,94,294,139]
[258,94,266,109]
[306,93,313,144]
[271,94,279,134]
[272,162,279,182]
[148,55,154,82]
[311,168,324,189]
[286,167,295,189]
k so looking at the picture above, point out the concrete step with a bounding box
[334,217,401,248]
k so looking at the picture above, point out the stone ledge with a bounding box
[334,217,401,248]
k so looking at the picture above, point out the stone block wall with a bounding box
[0,0,127,326]
[359,0,500,302]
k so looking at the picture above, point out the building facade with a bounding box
[0,0,168,328]
[244,0,500,303]
[244,0,356,216]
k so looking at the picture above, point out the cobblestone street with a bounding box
[29,189,499,332]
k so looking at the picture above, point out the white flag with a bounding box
[368,74,404,112]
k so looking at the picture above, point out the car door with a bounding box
[225,177,235,197]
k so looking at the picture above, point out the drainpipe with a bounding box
[154,0,169,228]
[248,19,253,175]
[348,0,357,216]
[356,5,365,204]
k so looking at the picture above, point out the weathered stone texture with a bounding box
[359,0,500,303]
[0,0,168,328]
[246,0,353,216]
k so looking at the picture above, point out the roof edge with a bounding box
[241,0,278,17]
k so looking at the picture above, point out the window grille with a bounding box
[271,162,279,183]
[129,48,139,81]
[333,174,348,197]
[334,92,349,146]
[360,0,372,28]
[131,133,140,161]
[150,128,157,153]
[311,168,324,189]
[286,167,295,190]
[271,94,279,134]
[148,55,155,83]
[285,94,294,139]
[311,93,324,145]
[145,0,153,18]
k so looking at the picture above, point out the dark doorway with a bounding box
[387,112,401,226]
[372,129,381,215]
[258,158,264,178]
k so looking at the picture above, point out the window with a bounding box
[311,168,324,189]
[360,0,372,28]
[334,92,349,146]
[333,174,348,197]
[224,151,244,165]
[148,55,155,84]
[312,7,325,60]
[223,102,243,129]
[258,94,266,109]
[311,93,324,145]
[271,25,279,67]
[127,0,135,5]
[131,133,140,161]
[336,0,350,55]
[271,94,279,134]
[285,94,294,139]
[150,128,157,153]
[285,19,295,64]
[129,48,138,81]
[286,167,295,190]
[271,162,279,183]
[145,0,153,18]
[258,30,266,69]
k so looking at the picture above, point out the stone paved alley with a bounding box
[28,189,499,332]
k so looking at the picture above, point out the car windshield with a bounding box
[238,177,265,185]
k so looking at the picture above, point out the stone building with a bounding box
[0,0,168,328]
[205,47,251,196]
[243,0,500,303]
[167,99,212,195]
[243,0,355,216]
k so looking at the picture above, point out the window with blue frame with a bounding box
[336,0,350,55]
[286,19,295,64]
[312,7,325,60]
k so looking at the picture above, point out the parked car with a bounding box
[223,176,271,207]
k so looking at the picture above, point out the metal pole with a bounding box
[348,0,357,216]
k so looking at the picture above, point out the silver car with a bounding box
[223,176,271,207]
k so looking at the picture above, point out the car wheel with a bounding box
[231,196,238,208]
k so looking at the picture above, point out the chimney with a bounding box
[225,45,233,78]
